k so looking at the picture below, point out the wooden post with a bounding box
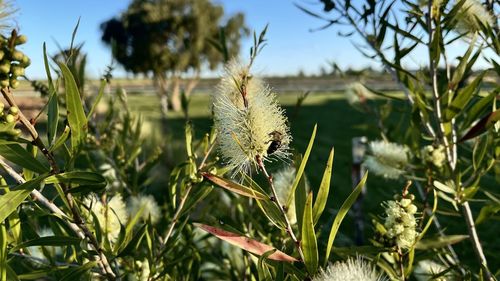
[352,136,367,245]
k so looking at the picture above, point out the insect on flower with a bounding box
[267,130,283,155]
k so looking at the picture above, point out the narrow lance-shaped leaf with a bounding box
[301,192,318,274]
[0,223,6,281]
[44,171,106,186]
[44,43,58,145]
[10,236,81,253]
[0,176,46,222]
[445,72,486,121]
[324,172,368,265]
[59,63,87,151]
[415,235,469,250]
[0,144,49,173]
[287,124,317,207]
[195,223,298,262]
[203,172,267,200]
[313,148,334,224]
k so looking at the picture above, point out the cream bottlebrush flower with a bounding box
[421,145,446,168]
[127,194,161,224]
[212,60,291,175]
[363,140,409,179]
[274,166,298,224]
[455,0,495,33]
[344,82,374,106]
[313,257,386,281]
[84,195,128,243]
[382,196,419,249]
[414,260,452,281]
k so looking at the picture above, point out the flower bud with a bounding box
[20,56,30,67]
[0,102,4,112]
[406,204,417,214]
[11,50,24,62]
[9,78,18,89]
[15,35,27,45]
[0,61,10,74]
[9,106,18,115]
[0,79,9,88]
[5,114,15,123]
[400,198,412,208]
[0,50,4,61]
[10,65,24,77]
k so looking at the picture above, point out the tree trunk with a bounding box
[170,76,182,112]
[185,71,200,97]
[154,73,169,116]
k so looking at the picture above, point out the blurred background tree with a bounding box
[100,0,249,114]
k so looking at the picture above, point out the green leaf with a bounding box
[45,171,106,186]
[0,144,49,173]
[194,223,298,262]
[472,135,489,171]
[0,176,46,222]
[324,172,367,264]
[118,224,147,257]
[257,249,275,281]
[10,236,81,252]
[59,63,87,151]
[450,34,477,90]
[476,203,500,225]
[445,72,486,121]
[287,124,317,207]
[415,235,468,250]
[49,125,71,153]
[202,172,267,200]
[44,43,58,146]
[294,155,307,230]
[313,148,334,224]
[244,175,286,228]
[114,205,144,254]
[433,181,456,194]
[301,192,318,274]
[0,223,6,281]
[60,261,97,281]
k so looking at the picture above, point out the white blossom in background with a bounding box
[127,194,161,224]
[84,195,128,243]
[344,82,374,107]
[455,0,495,33]
[363,140,409,179]
[421,145,446,168]
[312,256,386,281]
[212,60,291,175]
[413,260,452,281]
[273,166,298,224]
[383,196,419,249]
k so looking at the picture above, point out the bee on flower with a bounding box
[211,60,291,175]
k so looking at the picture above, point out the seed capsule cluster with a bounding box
[0,30,30,89]
[0,102,21,136]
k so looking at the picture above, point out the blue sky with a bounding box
[13,0,490,79]
[15,0,379,79]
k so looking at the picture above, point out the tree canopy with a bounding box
[100,0,248,77]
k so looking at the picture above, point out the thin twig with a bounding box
[159,140,217,251]
[256,156,306,265]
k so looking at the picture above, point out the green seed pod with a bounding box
[0,61,10,74]
[0,102,4,112]
[9,106,18,115]
[10,65,24,77]
[0,50,4,61]
[0,79,9,88]
[11,50,24,62]
[5,114,15,123]
[14,35,27,45]
[9,78,19,89]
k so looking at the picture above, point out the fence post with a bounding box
[352,136,367,245]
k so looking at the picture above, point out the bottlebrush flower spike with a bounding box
[211,60,291,175]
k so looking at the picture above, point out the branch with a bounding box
[256,156,306,265]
